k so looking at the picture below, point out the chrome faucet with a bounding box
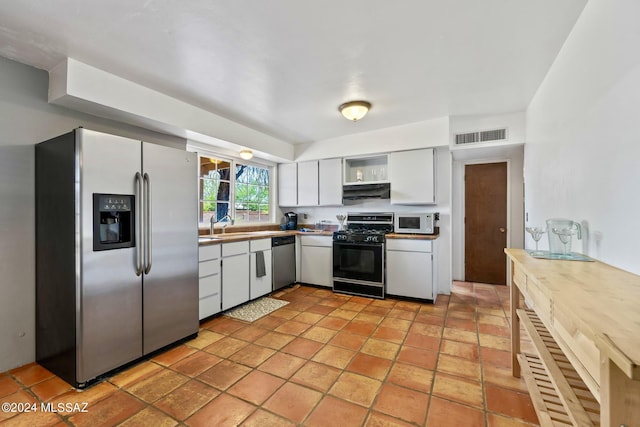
[210,214,234,234]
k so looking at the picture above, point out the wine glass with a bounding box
[552,227,576,258]
[525,226,546,255]
[336,214,346,231]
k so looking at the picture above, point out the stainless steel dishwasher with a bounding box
[272,235,296,290]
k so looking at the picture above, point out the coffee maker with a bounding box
[284,212,298,230]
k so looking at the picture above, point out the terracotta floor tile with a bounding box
[269,307,301,320]
[257,352,306,379]
[202,336,248,358]
[373,383,430,425]
[228,370,285,405]
[10,363,53,387]
[204,317,247,335]
[396,346,438,370]
[154,379,219,420]
[253,331,296,350]
[306,395,368,427]
[302,325,339,343]
[262,382,322,423]
[485,384,538,424]
[316,316,349,330]
[409,322,443,337]
[343,320,378,336]
[186,393,256,427]
[186,329,226,349]
[370,298,396,308]
[239,408,296,427]
[68,390,145,427]
[274,319,312,335]
[281,337,323,359]
[117,406,178,427]
[293,311,325,325]
[228,344,276,368]
[365,411,416,427]
[0,390,37,422]
[387,308,417,321]
[233,324,270,342]
[437,354,481,381]
[341,301,368,312]
[329,330,368,351]
[1,409,62,426]
[354,312,384,324]
[318,298,345,308]
[311,344,356,369]
[426,396,485,427]
[447,310,477,321]
[307,304,336,316]
[197,360,251,391]
[109,361,164,389]
[482,365,529,393]
[487,412,537,427]
[414,312,446,326]
[30,376,73,401]
[443,327,479,344]
[172,351,222,377]
[479,323,511,337]
[387,362,434,393]
[479,333,511,351]
[361,338,400,360]
[481,347,512,368]
[152,344,198,367]
[395,300,422,312]
[362,305,392,317]
[445,316,478,331]
[371,326,407,343]
[347,353,392,380]
[0,374,21,398]
[329,308,360,321]
[379,317,412,332]
[329,371,382,406]
[478,312,509,326]
[290,361,341,392]
[440,339,480,361]
[404,333,441,351]
[252,314,286,329]
[432,373,483,408]
[126,369,189,403]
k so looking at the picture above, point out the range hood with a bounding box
[343,183,390,201]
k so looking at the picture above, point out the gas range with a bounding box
[333,229,388,244]
[332,212,394,244]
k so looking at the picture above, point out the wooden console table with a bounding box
[506,248,640,427]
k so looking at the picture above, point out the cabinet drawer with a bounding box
[199,273,221,298]
[513,264,527,289]
[199,259,220,278]
[222,241,249,257]
[199,293,221,320]
[250,238,271,252]
[300,235,332,247]
[525,280,552,326]
[386,239,432,253]
[199,244,221,261]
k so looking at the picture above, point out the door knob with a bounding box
[499,227,506,233]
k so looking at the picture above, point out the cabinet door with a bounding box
[389,148,435,205]
[386,250,433,299]
[199,274,221,319]
[319,158,343,206]
[301,246,332,287]
[278,163,298,206]
[222,253,250,310]
[250,249,273,299]
[297,161,319,206]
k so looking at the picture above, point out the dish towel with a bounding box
[255,250,266,278]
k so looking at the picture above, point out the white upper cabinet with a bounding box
[318,158,343,206]
[278,163,298,206]
[297,160,319,206]
[389,148,435,205]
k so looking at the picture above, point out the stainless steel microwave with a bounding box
[394,213,435,234]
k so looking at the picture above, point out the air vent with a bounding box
[455,128,508,145]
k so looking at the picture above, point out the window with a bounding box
[199,155,271,225]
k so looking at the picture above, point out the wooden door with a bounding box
[465,162,508,285]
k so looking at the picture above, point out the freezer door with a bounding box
[142,142,198,354]
[79,129,143,383]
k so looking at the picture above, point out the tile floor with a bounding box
[0,282,539,427]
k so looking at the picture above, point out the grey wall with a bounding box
[0,56,186,372]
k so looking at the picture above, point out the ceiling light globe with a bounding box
[339,100,371,121]
[239,149,253,160]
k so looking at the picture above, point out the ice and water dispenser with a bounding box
[93,194,135,251]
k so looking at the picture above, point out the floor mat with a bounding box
[224,297,290,322]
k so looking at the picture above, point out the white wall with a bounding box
[525,0,640,274]
[287,146,452,295]
[0,56,187,372]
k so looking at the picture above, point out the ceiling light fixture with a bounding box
[339,100,371,121]
[239,149,253,160]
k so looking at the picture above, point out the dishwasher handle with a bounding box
[272,235,295,247]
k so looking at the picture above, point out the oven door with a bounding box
[332,242,384,284]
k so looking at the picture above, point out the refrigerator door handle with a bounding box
[143,172,152,274]
[135,172,143,276]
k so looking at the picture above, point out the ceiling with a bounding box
[0,0,587,145]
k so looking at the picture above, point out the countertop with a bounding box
[199,230,439,245]
[386,232,439,240]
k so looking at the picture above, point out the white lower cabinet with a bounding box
[300,235,332,287]
[386,239,437,301]
[250,238,272,299]
[198,244,221,320]
[221,241,250,311]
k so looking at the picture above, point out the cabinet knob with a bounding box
[499,227,506,233]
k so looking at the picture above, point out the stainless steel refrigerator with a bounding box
[35,128,198,388]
